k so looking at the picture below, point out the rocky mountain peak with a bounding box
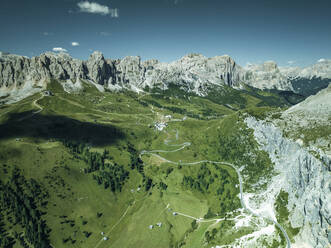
[88,51,105,61]
[262,61,278,71]
[182,53,205,59]
[86,51,114,86]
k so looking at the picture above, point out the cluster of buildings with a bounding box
[100,232,108,241]
[148,222,163,230]
[154,114,172,131]
[154,122,168,131]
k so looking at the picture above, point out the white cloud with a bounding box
[77,1,118,17]
[78,1,109,15]
[317,58,326,63]
[99,31,110,36]
[71,42,80,47]
[53,47,67,53]
[43,32,53,36]
[287,60,295,65]
[110,8,119,18]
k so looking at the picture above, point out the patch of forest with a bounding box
[0,167,50,248]
[182,163,240,217]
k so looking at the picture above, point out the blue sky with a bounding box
[0,0,330,67]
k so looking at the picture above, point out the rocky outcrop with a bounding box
[245,117,331,248]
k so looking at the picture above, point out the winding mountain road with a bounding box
[141,132,291,248]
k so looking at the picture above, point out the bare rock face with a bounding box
[115,56,144,87]
[1,51,331,102]
[0,51,248,98]
[245,117,331,248]
[0,54,31,88]
[86,51,115,85]
[140,54,246,95]
[244,61,293,91]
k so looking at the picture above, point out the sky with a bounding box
[0,0,331,67]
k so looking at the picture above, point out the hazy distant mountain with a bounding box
[244,61,293,91]
[280,59,331,96]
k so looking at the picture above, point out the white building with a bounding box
[155,122,167,131]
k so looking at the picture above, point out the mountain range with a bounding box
[1,51,330,104]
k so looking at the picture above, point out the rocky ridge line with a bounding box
[1,51,331,103]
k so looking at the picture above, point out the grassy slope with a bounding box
[0,80,302,247]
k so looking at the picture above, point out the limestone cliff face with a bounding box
[0,52,86,88]
[0,52,247,99]
[244,61,293,91]
[245,117,331,248]
[86,51,116,85]
[1,51,331,102]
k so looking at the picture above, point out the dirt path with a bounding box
[17,93,44,121]
[93,200,136,248]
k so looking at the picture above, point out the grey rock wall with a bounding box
[0,52,247,97]
[1,51,331,101]
[245,117,331,248]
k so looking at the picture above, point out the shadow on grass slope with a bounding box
[0,111,125,146]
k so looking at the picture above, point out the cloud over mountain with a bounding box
[77,1,118,17]
[52,47,67,52]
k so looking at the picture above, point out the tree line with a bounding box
[182,163,240,217]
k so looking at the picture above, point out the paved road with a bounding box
[141,133,291,248]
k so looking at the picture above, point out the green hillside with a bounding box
[0,81,299,248]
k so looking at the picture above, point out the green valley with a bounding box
[0,80,317,248]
